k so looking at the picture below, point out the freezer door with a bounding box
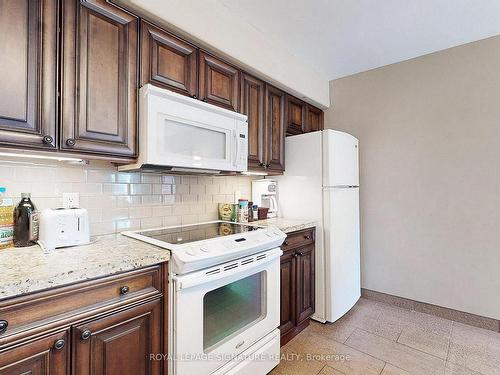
[323,186,361,322]
[323,130,359,187]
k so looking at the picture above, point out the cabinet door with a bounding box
[265,85,285,172]
[306,105,324,132]
[295,244,315,324]
[286,96,306,136]
[61,0,138,157]
[0,0,57,150]
[240,73,265,171]
[140,20,197,98]
[199,52,239,111]
[279,250,296,338]
[0,331,69,375]
[72,299,162,375]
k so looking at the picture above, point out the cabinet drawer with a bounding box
[0,266,162,344]
[281,228,315,251]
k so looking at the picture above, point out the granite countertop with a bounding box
[252,218,317,234]
[0,234,170,301]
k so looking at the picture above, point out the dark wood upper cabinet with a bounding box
[72,299,162,375]
[286,96,307,136]
[240,73,265,171]
[199,52,239,111]
[60,0,138,157]
[0,0,58,150]
[140,20,198,98]
[306,105,324,132]
[0,330,69,375]
[265,85,285,172]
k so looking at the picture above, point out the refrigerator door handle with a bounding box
[332,185,359,189]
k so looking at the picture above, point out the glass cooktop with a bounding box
[133,221,260,244]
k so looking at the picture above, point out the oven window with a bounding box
[203,272,266,352]
[163,120,226,159]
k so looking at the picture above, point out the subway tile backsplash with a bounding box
[0,159,254,236]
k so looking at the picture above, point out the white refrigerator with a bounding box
[275,129,360,323]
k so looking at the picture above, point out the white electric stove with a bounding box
[122,221,286,375]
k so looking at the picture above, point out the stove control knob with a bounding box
[186,247,198,256]
[200,246,210,253]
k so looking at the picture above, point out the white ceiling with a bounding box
[218,0,500,80]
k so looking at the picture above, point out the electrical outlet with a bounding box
[62,192,79,208]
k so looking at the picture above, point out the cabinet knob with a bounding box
[54,339,66,350]
[297,251,304,257]
[259,162,265,167]
[202,98,207,102]
[265,163,271,168]
[0,320,8,334]
[120,285,130,295]
[80,329,92,341]
[192,94,198,99]
[292,253,298,258]
[42,135,54,145]
[66,138,76,147]
[282,241,288,246]
[304,235,311,240]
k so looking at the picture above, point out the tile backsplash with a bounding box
[0,159,254,235]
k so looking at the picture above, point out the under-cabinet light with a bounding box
[0,152,87,164]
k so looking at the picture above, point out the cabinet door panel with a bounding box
[141,20,197,97]
[0,331,69,375]
[306,105,323,132]
[286,96,306,136]
[279,250,296,338]
[61,0,138,157]
[240,73,265,170]
[265,85,285,172]
[72,299,162,375]
[0,0,57,149]
[296,244,315,324]
[199,52,239,111]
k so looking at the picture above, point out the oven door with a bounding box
[172,249,281,375]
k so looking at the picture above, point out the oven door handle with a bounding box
[172,250,282,291]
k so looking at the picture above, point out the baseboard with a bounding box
[361,288,500,333]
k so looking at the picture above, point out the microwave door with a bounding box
[153,114,233,171]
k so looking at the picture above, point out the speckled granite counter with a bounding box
[0,234,170,301]
[252,218,317,233]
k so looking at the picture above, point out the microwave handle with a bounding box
[234,130,240,166]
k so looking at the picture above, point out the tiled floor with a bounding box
[271,298,500,375]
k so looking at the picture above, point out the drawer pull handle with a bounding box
[0,320,8,334]
[54,339,65,350]
[304,235,311,240]
[81,329,92,341]
[120,286,130,295]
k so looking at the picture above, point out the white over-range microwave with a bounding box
[119,84,248,174]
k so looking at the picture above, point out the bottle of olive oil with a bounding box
[13,193,39,247]
[0,187,14,249]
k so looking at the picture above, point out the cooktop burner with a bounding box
[133,221,260,245]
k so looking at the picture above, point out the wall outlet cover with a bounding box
[62,192,79,208]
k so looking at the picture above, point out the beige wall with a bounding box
[325,36,500,319]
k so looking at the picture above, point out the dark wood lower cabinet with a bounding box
[73,299,162,375]
[0,265,167,375]
[279,228,315,345]
[0,330,69,375]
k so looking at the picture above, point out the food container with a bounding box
[257,207,269,220]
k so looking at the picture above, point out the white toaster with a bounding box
[38,208,90,251]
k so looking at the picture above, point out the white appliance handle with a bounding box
[233,130,240,166]
[172,250,282,290]
[269,196,278,212]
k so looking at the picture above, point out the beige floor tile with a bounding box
[381,363,411,375]
[269,352,324,375]
[307,318,357,343]
[342,298,409,341]
[345,328,445,374]
[318,365,346,375]
[448,322,500,375]
[445,362,483,375]
[285,330,385,375]
[397,310,453,359]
